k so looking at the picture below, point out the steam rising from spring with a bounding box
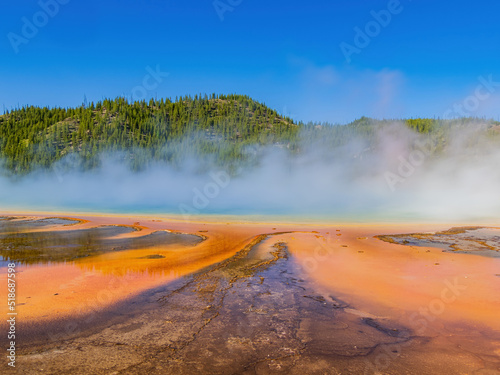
[1,120,500,222]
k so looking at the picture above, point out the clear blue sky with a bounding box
[2,0,500,123]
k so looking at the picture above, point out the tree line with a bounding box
[1,95,498,174]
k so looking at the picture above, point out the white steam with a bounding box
[1,121,500,222]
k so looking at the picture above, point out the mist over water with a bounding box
[1,121,500,222]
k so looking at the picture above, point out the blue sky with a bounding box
[2,0,500,123]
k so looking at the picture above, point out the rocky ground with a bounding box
[6,227,499,374]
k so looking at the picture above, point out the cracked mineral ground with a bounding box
[1,216,500,374]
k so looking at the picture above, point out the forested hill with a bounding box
[0,94,298,173]
[0,94,499,174]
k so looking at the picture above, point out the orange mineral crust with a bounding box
[1,214,500,374]
[286,224,500,331]
[1,214,499,335]
[0,214,276,323]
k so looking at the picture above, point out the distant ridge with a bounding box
[0,94,499,174]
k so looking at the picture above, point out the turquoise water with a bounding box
[1,202,497,225]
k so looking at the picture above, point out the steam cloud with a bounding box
[1,121,499,222]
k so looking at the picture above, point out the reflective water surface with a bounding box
[0,218,202,265]
[0,216,499,374]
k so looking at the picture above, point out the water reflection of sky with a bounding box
[0,217,203,267]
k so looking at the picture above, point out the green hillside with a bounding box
[0,94,298,173]
[1,94,499,175]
